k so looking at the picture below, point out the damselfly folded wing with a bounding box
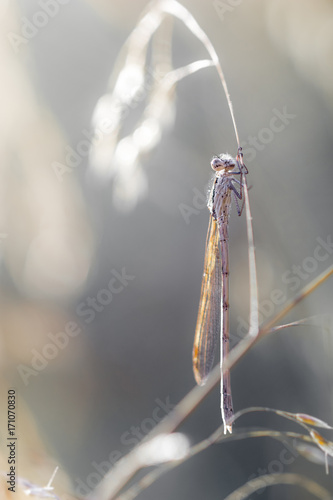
[193,216,222,385]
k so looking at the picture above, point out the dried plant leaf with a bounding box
[296,442,333,467]
[310,431,333,458]
[277,411,333,430]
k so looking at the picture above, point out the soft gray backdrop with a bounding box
[1,1,333,499]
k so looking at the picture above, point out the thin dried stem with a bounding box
[155,0,241,147]
[91,258,333,500]
[217,427,314,444]
[243,181,259,338]
[259,265,333,334]
[268,314,333,334]
[223,473,332,500]
[110,426,327,500]
[87,0,333,498]
[161,59,215,87]
[116,428,220,500]
[232,406,333,430]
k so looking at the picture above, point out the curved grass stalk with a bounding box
[115,427,327,500]
[232,406,333,430]
[88,0,333,498]
[90,263,333,500]
[267,314,333,334]
[223,473,332,500]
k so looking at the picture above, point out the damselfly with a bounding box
[193,148,248,434]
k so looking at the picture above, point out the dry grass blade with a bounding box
[231,406,333,473]
[310,431,333,461]
[243,181,259,339]
[259,265,333,334]
[223,473,332,500]
[296,442,333,467]
[115,429,220,500]
[161,59,215,86]
[89,0,242,210]
[116,426,329,500]
[224,264,333,384]
[90,263,333,500]
[216,427,314,445]
[155,0,240,144]
[86,1,333,499]
[232,406,333,433]
[268,314,333,334]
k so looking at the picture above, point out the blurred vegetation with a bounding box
[0,1,333,498]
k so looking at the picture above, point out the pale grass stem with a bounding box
[87,1,333,499]
[192,152,249,434]
[223,473,332,500]
[90,262,333,500]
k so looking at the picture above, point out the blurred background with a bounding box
[0,0,333,498]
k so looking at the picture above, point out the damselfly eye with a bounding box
[211,157,224,171]
[211,153,236,171]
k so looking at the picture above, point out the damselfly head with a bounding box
[211,153,237,172]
